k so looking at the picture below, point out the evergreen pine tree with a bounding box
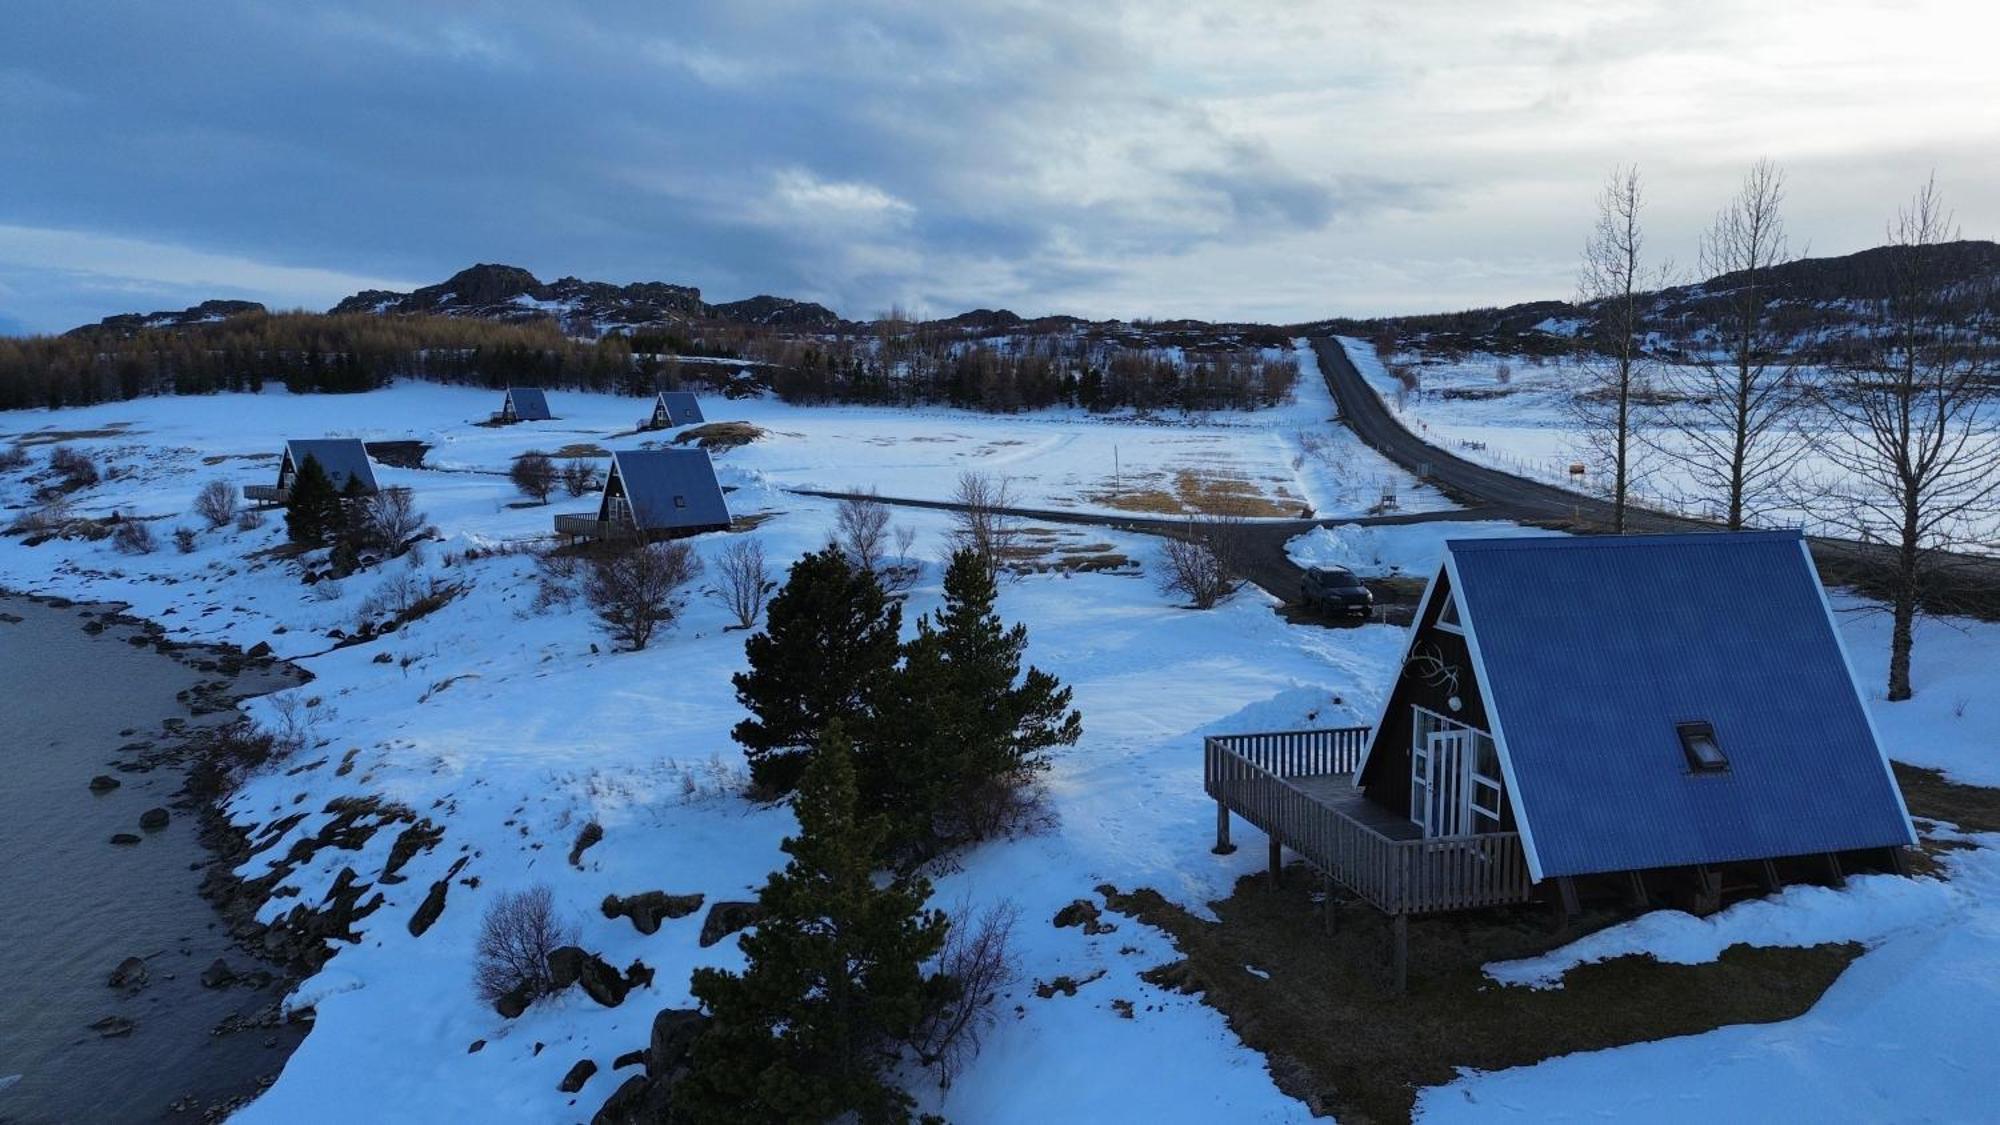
[679,730,951,1124]
[732,548,901,795]
[871,549,1082,859]
[283,454,339,546]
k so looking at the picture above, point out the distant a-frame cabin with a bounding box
[244,439,380,505]
[495,387,554,423]
[647,391,705,430]
[1205,531,1916,989]
[554,448,730,542]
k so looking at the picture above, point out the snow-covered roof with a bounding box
[505,387,553,420]
[1434,530,1913,880]
[284,439,378,493]
[602,449,729,532]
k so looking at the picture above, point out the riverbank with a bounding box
[0,594,311,1123]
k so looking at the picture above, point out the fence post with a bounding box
[1268,837,1283,885]
[1213,802,1236,855]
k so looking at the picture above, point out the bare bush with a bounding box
[0,444,28,472]
[834,490,892,573]
[1157,517,1248,609]
[235,507,266,532]
[111,519,156,555]
[9,495,73,535]
[194,479,238,529]
[47,445,98,487]
[531,545,581,611]
[709,537,772,629]
[911,900,1019,1088]
[583,540,703,651]
[363,487,428,548]
[950,471,1020,573]
[560,458,599,497]
[510,452,557,504]
[357,566,458,627]
[473,885,578,1005]
[173,526,198,553]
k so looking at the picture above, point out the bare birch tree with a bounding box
[950,471,1020,573]
[1656,159,1808,527]
[1813,176,2000,700]
[1572,165,1665,532]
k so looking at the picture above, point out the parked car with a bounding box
[1301,565,1373,618]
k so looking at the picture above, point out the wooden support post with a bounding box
[1268,838,1283,885]
[1558,876,1580,919]
[1759,859,1783,894]
[1624,871,1648,912]
[1824,852,1845,887]
[1212,802,1236,855]
[1391,913,1409,994]
[1888,846,1910,877]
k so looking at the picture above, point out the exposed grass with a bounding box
[672,421,765,451]
[548,443,610,459]
[1085,468,1301,518]
[1894,761,2000,833]
[7,424,133,446]
[1105,874,1862,1124]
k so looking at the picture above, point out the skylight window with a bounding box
[1677,721,1728,772]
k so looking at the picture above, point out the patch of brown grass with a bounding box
[1894,761,2000,833]
[1103,874,1861,1123]
[548,443,610,459]
[9,425,132,446]
[672,421,765,452]
[1084,469,1298,518]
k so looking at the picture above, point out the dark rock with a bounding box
[559,1058,599,1094]
[109,833,142,846]
[468,1039,486,1053]
[246,641,273,658]
[547,946,587,990]
[88,774,121,792]
[601,890,704,935]
[648,1008,708,1075]
[407,878,449,937]
[697,900,763,948]
[623,960,654,992]
[577,954,629,1008]
[496,981,536,1020]
[89,1015,136,1038]
[372,651,394,663]
[592,1075,652,1125]
[139,807,171,831]
[200,958,236,988]
[1053,898,1115,935]
[108,956,149,989]
[612,1049,646,1070]
[568,821,604,868]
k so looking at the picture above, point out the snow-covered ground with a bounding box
[1,361,1998,1123]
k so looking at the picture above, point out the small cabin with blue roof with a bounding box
[496,387,553,423]
[245,438,380,505]
[553,448,731,542]
[1204,530,1915,988]
[647,390,705,429]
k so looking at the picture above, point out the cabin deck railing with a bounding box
[1204,728,1533,915]
[243,484,287,504]
[553,513,633,540]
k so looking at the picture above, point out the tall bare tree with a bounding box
[1657,159,1807,527]
[950,471,1020,573]
[1572,165,1664,532]
[1814,177,2000,700]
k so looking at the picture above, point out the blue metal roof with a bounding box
[506,387,553,420]
[1446,530,1914,880]
[285,439,378,494]
[604,449,730,532]
[657,391,705,426]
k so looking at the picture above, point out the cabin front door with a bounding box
[1416,727,1474,838]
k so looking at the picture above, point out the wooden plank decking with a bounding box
[1205,728,1533,916]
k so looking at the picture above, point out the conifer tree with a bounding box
[732,548,901,795]
[871,549,1081,859]
[283,454,340,546]
[680,730,951,1123]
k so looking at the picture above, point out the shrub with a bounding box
[194,479,238,529]
[709,537,772,629]
[111,519,156,554]
[473,885,577,1006]
[235,507,266,532]
[173,526,198,553]
[9,495,73,535]
[949,471,1020,574]
[47,445,98,487]
[560,458,598,497]
[361,486,427,548]
[510,452,557,504]
[911,901,1018,1088]
[1157,517,1248,609]
[582,540,702,651]
[0,443,28,472]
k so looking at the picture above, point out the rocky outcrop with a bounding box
[200,959,237,988]
[68,299,266,338]
[590,1008,710,1124]
[89,774,121,792]
[108,956,149,990]
[697,900,764,948]
[559,1059,599,1094]
[139,807,170,830]
[601,891,704,935]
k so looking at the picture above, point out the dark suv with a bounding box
[1301,566,1373,619]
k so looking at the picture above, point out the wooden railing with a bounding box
[243,484,287,504]
[1204,729,1533,915]
[553,513,631,540]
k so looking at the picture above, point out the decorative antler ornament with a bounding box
[1405,641,1462,706]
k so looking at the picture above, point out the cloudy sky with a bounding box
[3,1,1998,334]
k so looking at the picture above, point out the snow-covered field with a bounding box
[2,357,1998,1123]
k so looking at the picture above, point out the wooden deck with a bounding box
[1205,728,1533,917]
[243,483,287,504]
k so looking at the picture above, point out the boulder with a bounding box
[107,956,149,990]
[601,891,704,936]
[109,833,142,846]
[407,878,449,937]
[89,1015,135,1038]
[576,954,630,1008]
[592,1075,652,1125]
[568,821,604,868]
[139,807,170,831]
[612,1049,646,1071]
[495,981,536,1020]
[547,946,587,990]
[246,641,274,658]
[697,901,764,948]
[647,1008,708,1075]
[200,959,236,989]
[559,1059,599,1094]
[88,775,121,792]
